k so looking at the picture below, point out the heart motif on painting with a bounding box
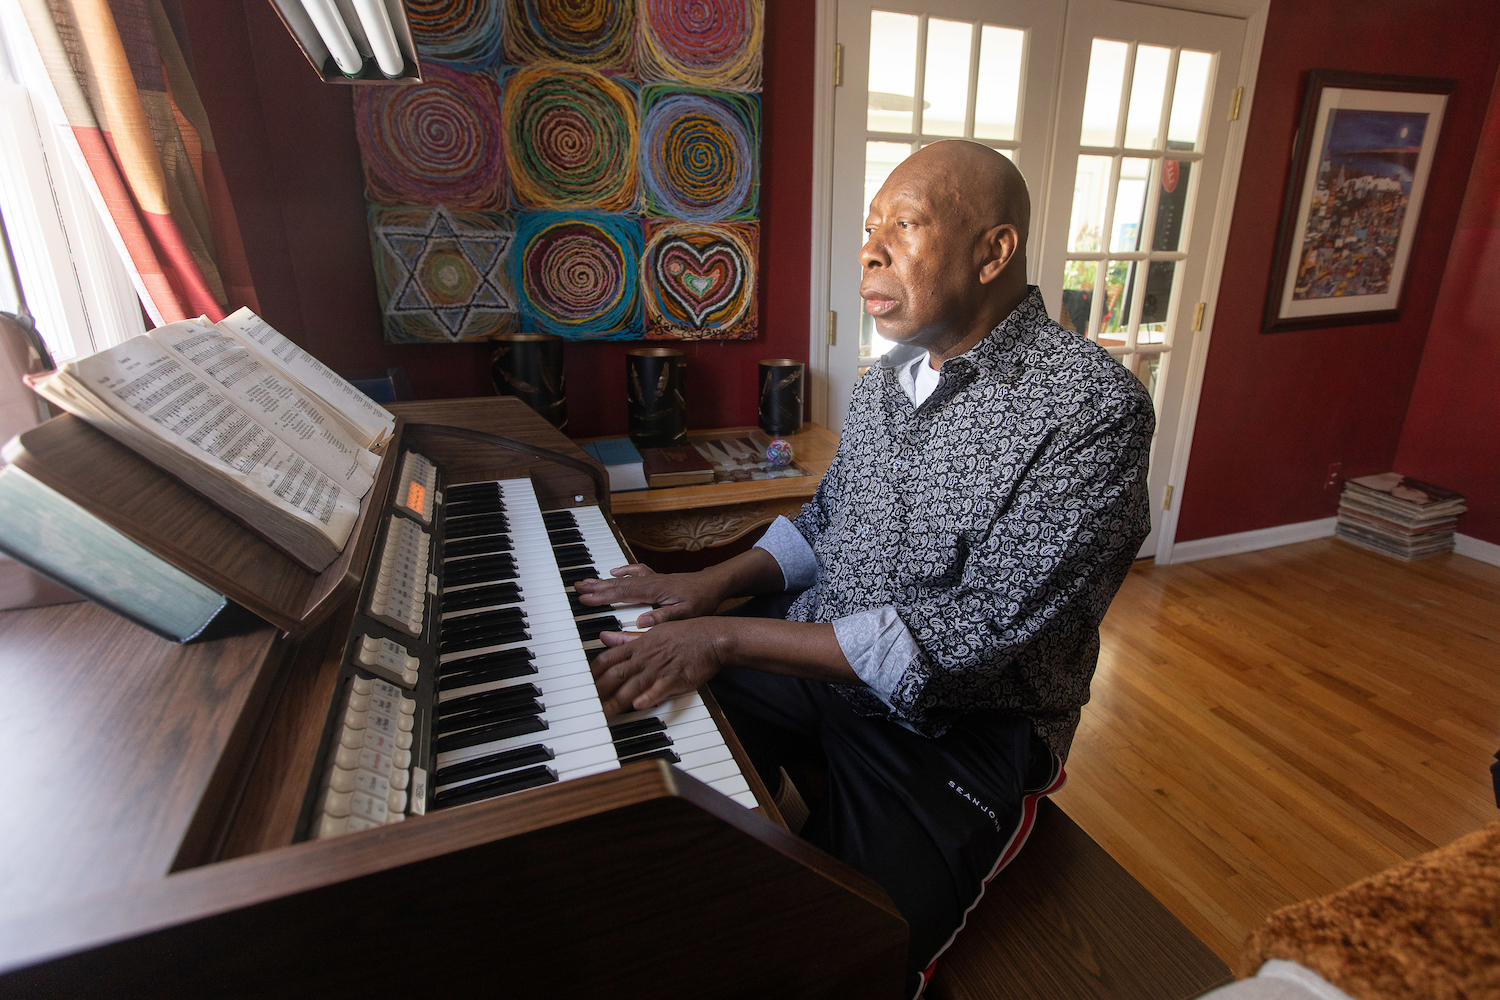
[653,237,748,327]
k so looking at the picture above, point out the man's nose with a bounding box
[860,228,889,268]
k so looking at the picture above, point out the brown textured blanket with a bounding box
[1238,821,1500,999]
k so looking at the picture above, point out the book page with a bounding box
[216,308,395,449]
[150,320,378,496]
[65,338,360,549]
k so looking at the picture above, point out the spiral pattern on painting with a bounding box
[503,67,639,211]
[502,0,633,69]
[514,212,642,338]
[640,87,758,221]
[641,221,757,339]
[356,64,505,209]
[637,0,763,91]
[406,0,504,70]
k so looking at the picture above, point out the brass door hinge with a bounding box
[1192,302,1206,331]
[827,310,837,346]
[1228,86,1243,121]
[1163,484,1174,510]
[834,43,843,87]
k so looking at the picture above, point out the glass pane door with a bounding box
[828,0,1064,431]
[1037,0,1245,557]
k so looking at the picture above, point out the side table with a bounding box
[585,424,838,555]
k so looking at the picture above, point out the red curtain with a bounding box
[18,0,257,324]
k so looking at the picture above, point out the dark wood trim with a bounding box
[0,764,906,998]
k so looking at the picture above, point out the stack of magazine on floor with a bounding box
[1335,473,1466,561]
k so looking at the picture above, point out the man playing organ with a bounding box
[578,139,1155,997]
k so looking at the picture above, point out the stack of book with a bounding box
[1336,473,1466,560]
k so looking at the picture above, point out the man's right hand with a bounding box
[574,564,725,627]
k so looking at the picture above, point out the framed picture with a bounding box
[1263,70,1453,334]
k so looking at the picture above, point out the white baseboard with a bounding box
[1167,517,1338,564]
[1455,533,1500,567]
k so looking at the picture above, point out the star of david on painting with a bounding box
[374,205,518,343]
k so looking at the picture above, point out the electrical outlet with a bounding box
[1323,461,1342,490]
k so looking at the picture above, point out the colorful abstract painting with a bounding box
[640,84,759,221]
[512,211,642,339]
[642,221,757,340]
[360,0,764,344]
[371,205,517,343]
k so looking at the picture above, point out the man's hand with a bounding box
[574,564,725,626]
[590,619,730,717]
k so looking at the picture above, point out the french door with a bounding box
[1036,0,1244,555]
[827,0,1065,432]
[827,0,1248,558]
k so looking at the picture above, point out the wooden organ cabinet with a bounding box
[0,398,906,997]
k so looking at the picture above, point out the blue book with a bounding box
[582,438,648,492]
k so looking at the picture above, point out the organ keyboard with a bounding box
[0,398,907,997]
[304,460,756,839]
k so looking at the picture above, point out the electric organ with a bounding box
[0,398,906,997]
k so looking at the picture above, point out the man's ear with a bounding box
[978,225,1021,285]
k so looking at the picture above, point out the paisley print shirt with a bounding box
[776,287,1153,760]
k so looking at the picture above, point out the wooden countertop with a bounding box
[586,423,839,516]
[0,602,286,920]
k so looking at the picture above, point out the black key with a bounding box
[446,516,511,540]
[569,593,613,616]
[439,683,543,715]
[442,535,513,558]
[585,646,607,664]
[443,606,526,631]
[560,566,599,586]
[434,744,553,786]
[551,543,593,567]
[542,510,578,530]
[445,564,518,587]
[435,715,547,754]
[612,732,674,758]
[434,765,557,808]
[440,627,530,655]
[443,554,518,575]
[444,482,503,501]
[437,654,537,691]
[444,500,506,518]
[547,528,585,545]
[608,717,667,740]
[576,617,622,641]
[435,697,545,734]
[618,749,681,765]
[441,583,523,612]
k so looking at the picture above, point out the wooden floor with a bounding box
[1052,538,1500,966]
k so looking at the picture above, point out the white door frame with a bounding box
[805,0,1269,565]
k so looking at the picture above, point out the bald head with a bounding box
[885,140,1030,256]
[860,140,1033,361]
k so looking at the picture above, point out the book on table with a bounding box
[639,445,715,488]
[24,308,395,573]
[580,437,647,492]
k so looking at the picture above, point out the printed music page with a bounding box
[30,337,360,564]
[215,308,396,450]
[149,320,378,496]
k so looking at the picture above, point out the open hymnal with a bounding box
[25,309,395,572]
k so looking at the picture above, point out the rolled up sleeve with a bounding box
[753,515,819,592]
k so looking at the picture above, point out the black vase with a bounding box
[758,359,804,436]
[491,333,566,430]
[626,348,687,447]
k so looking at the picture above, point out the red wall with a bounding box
[1174,0,1500,542]
[1392,65,1500,546]
[179,0,814,437]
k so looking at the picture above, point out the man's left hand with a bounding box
[590,619,731,718]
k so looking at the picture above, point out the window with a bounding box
[0,8,145,364]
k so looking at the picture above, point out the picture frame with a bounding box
[1262,70,1453,334]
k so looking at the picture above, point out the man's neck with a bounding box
[925,281,1030,367]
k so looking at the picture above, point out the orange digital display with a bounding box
[406,481,427,512]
